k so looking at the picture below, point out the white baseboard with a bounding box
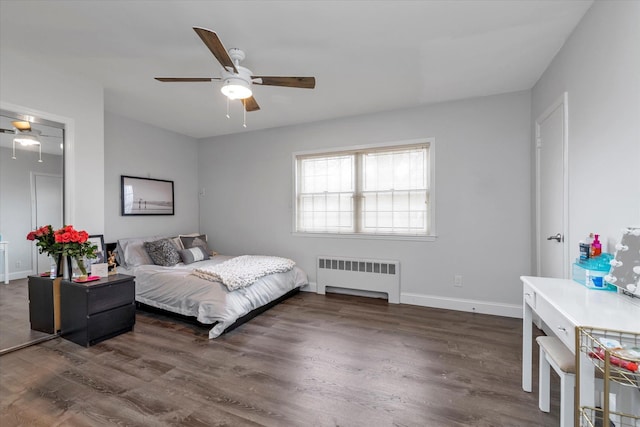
[307,282,521,318]
[8,270,31,281]
[400,292,522,318]
[300,281,317,292]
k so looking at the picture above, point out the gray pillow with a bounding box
[179,246,210,265]
[144,239,181,267]
[180,234,210,253]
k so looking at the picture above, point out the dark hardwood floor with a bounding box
[0,278,57,355]
[0,291,559,426]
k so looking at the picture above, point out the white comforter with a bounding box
[123,255,308,338]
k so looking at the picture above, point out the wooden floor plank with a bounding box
[1,291,559,426]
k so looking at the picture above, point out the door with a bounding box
[32,173,63,274]
[536,93,569,278]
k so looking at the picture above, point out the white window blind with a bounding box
[296,142,431,236]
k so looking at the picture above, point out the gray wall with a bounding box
[532,0,640,264]
[0,147,63,278]
[104,112,200,243]
[198,91,532,316]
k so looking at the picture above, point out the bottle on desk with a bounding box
[579,241,591,261]
[591,234,602,257]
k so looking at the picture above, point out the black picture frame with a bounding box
[121,175,174,216]
[87,234,106,264]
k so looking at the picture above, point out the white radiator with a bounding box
[316,256,400,303]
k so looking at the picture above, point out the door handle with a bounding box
[547,233,563,242]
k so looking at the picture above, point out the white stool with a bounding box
[536,335,575,427]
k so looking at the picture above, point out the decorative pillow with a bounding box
[144,239,181,267]
[179,246,210,265]
[180,234,210,253]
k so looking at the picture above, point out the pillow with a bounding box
[178,246,210,265]
[180,234,210,253]
[170,236,183,250]
[116,236,163,268]
[179,233,201,237]
[144,239,181,267]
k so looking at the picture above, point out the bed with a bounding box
[110,235,308,338]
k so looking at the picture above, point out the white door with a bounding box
[536,93,569,278]
[32,173,63,274]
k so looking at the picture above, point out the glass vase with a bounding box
[71,256,89,280]
[49,256,58,279]
[49,254,64,279]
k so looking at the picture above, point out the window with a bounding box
[295,141,433,237]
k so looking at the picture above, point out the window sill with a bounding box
[291,232,437,242]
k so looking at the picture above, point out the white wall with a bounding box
[532,1,640,265]
[0,148,63,278]
[104,112,200,243]
[199,91,532,316]
[0,49,105,234]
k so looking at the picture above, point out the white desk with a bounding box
[521,276,640,412]
[0,241,8,284]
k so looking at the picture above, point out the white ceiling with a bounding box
[0,0,592,139]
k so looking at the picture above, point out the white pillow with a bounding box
[170,236,184,250]
[116,235,164,268]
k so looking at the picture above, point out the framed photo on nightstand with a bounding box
[87,234,105,264]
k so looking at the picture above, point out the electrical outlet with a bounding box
[454,274,463,287]
[16,260,21,268]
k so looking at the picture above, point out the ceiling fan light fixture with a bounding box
[14,133,41,146]
[221,78,252,100]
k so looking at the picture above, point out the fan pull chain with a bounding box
[243,100,247,128]
[226,97,230,119]
[12,140,16,159]
[38,144,43,163]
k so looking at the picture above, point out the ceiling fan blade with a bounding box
[252,76,315,89]
[155,77,219,82]
[243,96,260,112]
[12,121,32,131]
[0,128,14,134]
[193,27,237,73]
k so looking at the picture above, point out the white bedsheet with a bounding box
[123,255,308,338]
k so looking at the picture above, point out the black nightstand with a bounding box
[28,275,62,334]
[60,274,136,347]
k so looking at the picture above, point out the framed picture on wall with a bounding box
[121,175,174,216]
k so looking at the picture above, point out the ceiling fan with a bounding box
[155,27,316,114]
[0,121,61,162]
[0,121,43,145]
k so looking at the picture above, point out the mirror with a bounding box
[0,109,64,354]
[606,227,640,297]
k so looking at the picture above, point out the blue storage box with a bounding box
[572,253,616,291]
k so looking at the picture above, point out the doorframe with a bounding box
[535,92,569,278]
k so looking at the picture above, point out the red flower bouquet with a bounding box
[27,225,97,278]
[26,225,61,256]
[54,225,97,277]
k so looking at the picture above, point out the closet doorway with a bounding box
[0,108,65,354]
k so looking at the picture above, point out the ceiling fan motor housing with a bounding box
[221,65,253,100]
